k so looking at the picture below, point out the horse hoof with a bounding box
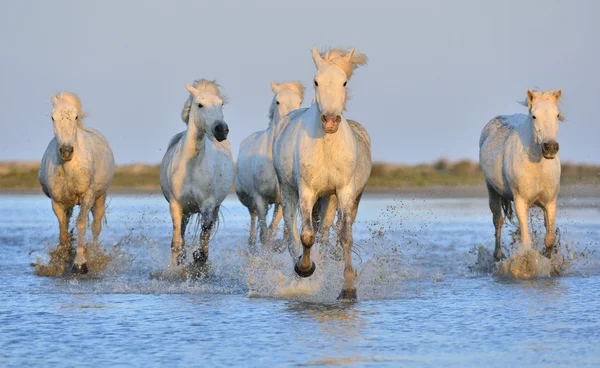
[71,263,88,275]
[337,288,357,301]
[494,252,506,262]
[544,246,554,259]
[192,250,208,264]
[294,256,316,278]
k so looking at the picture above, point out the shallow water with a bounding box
[1,193,599,367]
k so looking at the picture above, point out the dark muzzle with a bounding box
[213,121,229,142]
[542,140,559,159]
[59,145,74,161]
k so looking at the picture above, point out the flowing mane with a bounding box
[319,47,368,79]
[518,89,566,122]
[181,79,228,125]
[52,92,87,127]
[268,81,305,122]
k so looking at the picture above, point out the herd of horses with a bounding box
[38,46,565,300]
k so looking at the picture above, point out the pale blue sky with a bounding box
[0,0,598,165]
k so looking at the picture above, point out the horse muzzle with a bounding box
[320,114,341,134]
[213,121,229,142]
[542,140,559,160]
[59,145,74,162]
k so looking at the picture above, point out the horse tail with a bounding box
[501,197,514,224]
[190,207,222,244]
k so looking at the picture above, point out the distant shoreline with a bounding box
[2,183,598,199]
[1,159,597,199]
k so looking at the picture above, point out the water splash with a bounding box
[496,247,551,279]
[469,206,597,279]
[32,233,132,277]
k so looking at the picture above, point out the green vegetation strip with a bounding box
[1,159,598,192]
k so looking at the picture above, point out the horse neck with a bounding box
[266,111,282,155]
[182,116,206,159]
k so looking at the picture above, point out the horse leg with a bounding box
[268,203,283,240]
[193,207,218,264]
[280,183,301,263]
[248,209,257,247]
[66,207,74,241]
[256,197,269,246]
[486,184,505,261]
[316,195,342,260]
[181,212,190,260]
[91,194,106,244]
[52,200,71,246]
[514,195,532,248]
[316,195,336,241]
[336,187,360,301]
[169,200,184,266]
[72,192,94,274]
[542,199,557,258]
[311,199,322,232]
[295,187,317,278]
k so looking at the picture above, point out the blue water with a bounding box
[0,194,599,367]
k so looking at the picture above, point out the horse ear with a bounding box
[270,81,280,93]
[311,46,324,68]
[553,89,562,103]
[51,93,59,106]
[526,89,535,109]
[344,48,356,61]
[185,83,200,97]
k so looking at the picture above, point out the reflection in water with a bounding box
[285,301,369,365]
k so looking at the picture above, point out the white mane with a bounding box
[318,47,368,79]
[52,92,88,127]
[268,80,305,122]
[181,79,228,125]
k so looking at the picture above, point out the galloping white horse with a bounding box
[235,81,304,247]
[160,79,234,266]
[273,47,371,300]
[39,92,115,274]
[479,89,564,261]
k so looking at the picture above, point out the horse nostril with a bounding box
[321,115,327,123]
[335,115,342,123]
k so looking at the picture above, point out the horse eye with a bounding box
[75,116,78,120]
[557,114,560,118]
[314,80,318,87]
[276,101,280,105]
[197,103,203,108]
[343,81,347,87]
[532,115,537,120]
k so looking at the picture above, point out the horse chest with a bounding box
[177,145,234,208]
[299,142,355,190]
[51,168,90,205]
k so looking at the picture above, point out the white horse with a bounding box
[479,89,564,261]
[39,92,115,274]
[160,79,235,266]
[273,47,371,300]
[235,81,304,248]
